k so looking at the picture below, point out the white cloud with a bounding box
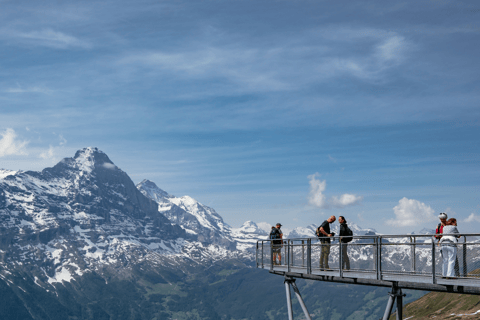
[5,28,91,49]
[59,134,67,146]
[4,86,53,94]
[39,145,55,159]
[328,154,337,163]
[464,213,480,223]
[330,194,363,208]
[101,163,117,170]
[386,197,436,227]
[376,36,406,62]
[307,173,362,209]
[0,128,28,157]
[307,173,327,208]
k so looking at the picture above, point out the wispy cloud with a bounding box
[0,128,29,157]
[307,173,363,209]
[386,197,436,227]
[464,213,480,223]
[39,145,55,159]
[2,28,92,49]
[4,85,53,94]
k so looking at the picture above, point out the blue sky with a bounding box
[0,0,479,233]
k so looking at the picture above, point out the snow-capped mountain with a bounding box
[286,224,317,238]
[137,179,235,249]
[0,148,243,288]
[231,221,269,251]
[0,169,17,179]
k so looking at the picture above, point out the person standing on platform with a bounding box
[338,216,351,270]
[317,216,336,270]
[440,218,460,279]
[436,212,460,276]
[435,213,448,241]
[270,223,283,265]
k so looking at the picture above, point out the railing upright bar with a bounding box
[261,241,264,269]
[291,240,294,269]
[302,240,305,267]
[412,237,416,272]
[463,236,467,277]
[256,242,258,268]
[307,238,311,274]
[339,241,343,278]
[270,240,274,271]
[432,237,436,284]
[287,240,291,272]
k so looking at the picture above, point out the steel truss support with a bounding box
[284,277,312,320]
[382,282,406,320]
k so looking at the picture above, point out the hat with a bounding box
[276,223,282,226]
[438,213,447,219]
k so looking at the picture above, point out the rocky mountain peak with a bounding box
[235,221,268,235]
[72,147,115,172]
[137,179,171,201]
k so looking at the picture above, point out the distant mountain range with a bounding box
[0,147,472,319]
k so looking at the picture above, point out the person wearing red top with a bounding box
[435,212,448,241]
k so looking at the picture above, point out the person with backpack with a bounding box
[270,223,283,265]
[339,216,352,270]
[316,216,335,270]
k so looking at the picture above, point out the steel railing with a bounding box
[256,234,480,286]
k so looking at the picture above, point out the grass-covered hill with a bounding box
[390,291,480,320]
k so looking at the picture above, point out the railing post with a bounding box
[463,236,467,277]
[291,240,294,269]
[374,237,378,277]
[287,240,291,272]
[412,237,416,273]
[376,237,382,280]
[339,240,343,278]
[256,242,258,268]
[261,241,264,269]
[302,240,305,267]
[432,237,436,284]
[270,240,274,271]
[307,238,312,274]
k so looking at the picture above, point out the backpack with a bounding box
[270,228,280,240]
[315,227,322,238]
[343,225,353,243]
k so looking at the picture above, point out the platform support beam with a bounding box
[285,277,312,320]
[382,282,405,320]
[285,278,293,320]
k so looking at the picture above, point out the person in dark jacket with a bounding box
[317,216,335,270]
[339,216,350,270]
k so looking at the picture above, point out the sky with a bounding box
[0,0,479,234]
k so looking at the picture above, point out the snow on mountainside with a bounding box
[0,169,17,179]
[0,148,245,290]
[287,224,317,238]
[137,179,235,249]
[231,221,268,251]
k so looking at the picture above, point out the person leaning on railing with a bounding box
[436,212,460,276]
[316,216,336,270]
[439,218,460,279]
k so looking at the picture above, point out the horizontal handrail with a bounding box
[256,234,480,288]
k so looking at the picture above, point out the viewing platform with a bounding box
[256,234,480,320]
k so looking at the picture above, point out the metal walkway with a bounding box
[256,234,480,320]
